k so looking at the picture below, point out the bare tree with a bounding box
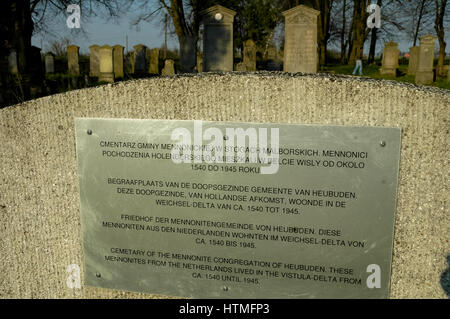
[434,0,448,77]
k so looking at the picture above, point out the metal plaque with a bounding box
[75,118,401,298]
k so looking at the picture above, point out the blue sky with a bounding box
[31,4,447,56]
[32,4,178,54]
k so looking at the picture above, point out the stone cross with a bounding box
[200,5,236,72]
[89,45,100,77]
[380,42,399,76]
[67,45,80,75]
[415,34,436,85]
[282,5,320,73]
[99,45,114,83]
[113,45,124,79]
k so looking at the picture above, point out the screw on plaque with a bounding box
[87,129,93,135]
[380,141,386,147]
[223,135,229,141]
[96,272,101,278]
[223,286,229,291]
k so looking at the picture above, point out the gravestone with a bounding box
[133,44,147,75]
[161,59,175,75]
[148,48,159,75]
[380,42,399,76]
[8,51,18,74]
[67,45,80,75]
[415,34,436,85]
[200,5,236,72]
[89,45,100,77]
[45,53,55,74]
[113,45,124,79]
[99,45,114,83]
[407,46,419,75]
[235,62,246,71]
[179,35,197,73]
[266,46,277,60]
[283,5,320,73]
[448,68,450,81]
[243,39,256,71]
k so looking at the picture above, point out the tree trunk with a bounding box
[367,0,381,64]
[11,0,33,100]
[368,27,377,64]
[348,0,369,65]
[434,0,447,77]
[413,0,426,46]
[340,0,347,63]
[313,0,332,67]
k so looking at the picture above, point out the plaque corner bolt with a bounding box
[380,141,386,147]
[87,129,93,135]
[95,272,101,278]
[222,286,229,292]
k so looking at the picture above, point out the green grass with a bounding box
[323,63,450,90]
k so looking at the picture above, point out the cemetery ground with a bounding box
[323,58,450,90]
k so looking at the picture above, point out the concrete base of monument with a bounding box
[415,71,434,85]
[0,72,448,298]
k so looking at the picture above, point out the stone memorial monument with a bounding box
[179,35,197,73]
[133,44,147,75]
[99,45,114,83]
[67,45,80,75]
[113,45,124,79]
[44,53,55,74]
[407,46,420,75]
[148,48,160,75]
[200,5,236,72]
[415,34,436,85]
[243,39,256,71]
[282,5,320,73]
[161,59,175,75]
[89,45,100,77]
[380,42,399,76]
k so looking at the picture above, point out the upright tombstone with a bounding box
[243,39,256,71]
[380,42,399,76]
[98,45,114,83]
[161,59,175,75]
[148,48,160,75]
[8,51,18,74]
[89,45,100,77]
[282,5,320,73]
[407,46,420,75]
[200,5,236,72]
[133,44,147,75]
[45,53,55,74]
[67,45,80,75]
[448,68,450,81]
[415,34,436,85]
[179,36,197,73]
[113,45,124,79]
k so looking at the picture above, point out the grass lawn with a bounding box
[323,63,450,90]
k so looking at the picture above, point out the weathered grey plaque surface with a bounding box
[75,118,401,298]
